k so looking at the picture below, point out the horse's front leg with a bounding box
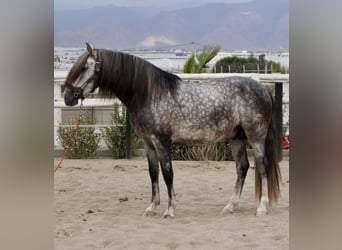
[143,144,160,216]
[160,157,176,219]
[153,137,176,219]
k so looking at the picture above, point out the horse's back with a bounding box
[175,76,272,120]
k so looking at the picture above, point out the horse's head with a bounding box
[63,42,101,106]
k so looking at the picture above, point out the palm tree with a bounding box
[183,45,220,73]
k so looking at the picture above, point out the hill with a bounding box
[54,0,288,50]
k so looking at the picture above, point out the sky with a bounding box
[55,0,253,10]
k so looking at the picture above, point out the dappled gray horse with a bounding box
[63,43,281,218]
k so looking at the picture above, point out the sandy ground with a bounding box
[54,157,289,250]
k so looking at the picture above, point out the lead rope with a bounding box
[54,101,84,173]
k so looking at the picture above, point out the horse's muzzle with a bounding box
[64,89,80,106]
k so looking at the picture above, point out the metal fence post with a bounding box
[274,82,283,161]
[125,109,132,159]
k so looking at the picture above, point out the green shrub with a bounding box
[101,104,127,159]
[57,113,100,159]
[214,55,286,74]
[101,104,144,159]
[172,140,233,161]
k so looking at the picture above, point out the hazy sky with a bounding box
[55,0,253,10]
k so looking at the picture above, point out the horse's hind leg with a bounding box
[222,139,249,214]
[250,141,269,216]
[143,142,160,216]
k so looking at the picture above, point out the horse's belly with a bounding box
[171,126,228,146]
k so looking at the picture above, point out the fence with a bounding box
[213,64,288,74]
[54,72,289,158]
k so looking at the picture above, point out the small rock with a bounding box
[64,232,72,237]
[119,196,128,202]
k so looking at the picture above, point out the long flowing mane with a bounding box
[97,49,181,110]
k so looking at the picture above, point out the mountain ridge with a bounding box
[54,0,288,50]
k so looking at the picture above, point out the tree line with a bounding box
[184,45,286,74]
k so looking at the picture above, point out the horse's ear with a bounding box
[86,42,94,55]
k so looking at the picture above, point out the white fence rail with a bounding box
[54,71,289,149]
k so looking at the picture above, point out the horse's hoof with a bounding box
[221,204,235,214]
[221,208,234,215]
[162,214,175,219]
[144,210,157,216]
[256,209,268,216]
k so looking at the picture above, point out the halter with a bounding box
[64,49,101,99]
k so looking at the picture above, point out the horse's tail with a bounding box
[255,94,282,205]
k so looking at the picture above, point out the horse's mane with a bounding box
[97,49,180,110]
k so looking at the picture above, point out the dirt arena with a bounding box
[54,157,289,250]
